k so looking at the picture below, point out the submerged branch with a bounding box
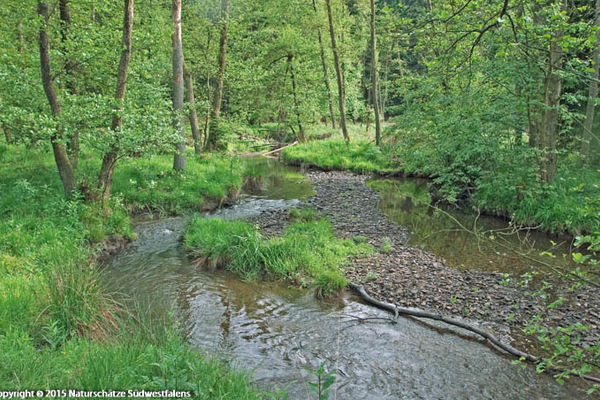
[349,282,600,384]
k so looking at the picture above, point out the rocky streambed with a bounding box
[250,169,600,358]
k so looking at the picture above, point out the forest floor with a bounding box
[248,169,600,358]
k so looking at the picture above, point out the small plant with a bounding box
[499,273,511,286]
[364,271,379,282]
[289,207,317,222]
[352,235,367,244]
[306,361,336,400]
[381,237,393,253]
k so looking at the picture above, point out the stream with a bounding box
[103,157,585,399]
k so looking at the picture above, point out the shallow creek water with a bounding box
[103,158,584,399]
[368,178,580,276]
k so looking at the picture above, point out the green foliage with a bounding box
[289,207,318,222]
[306,361,336,400]
[185,216,372,295]
[0,147,261,395]
[0,326,263,398]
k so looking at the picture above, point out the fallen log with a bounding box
[262,140,298,156]
[349,282,600,384]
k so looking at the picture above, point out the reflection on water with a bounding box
[368,178,579,275]
[241,156,314,201]
[103,219,581,399]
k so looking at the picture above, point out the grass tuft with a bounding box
[185,216,373,296]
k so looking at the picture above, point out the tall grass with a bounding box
[79,150,245,215]
[0,145,263,396]
[184,211,373,295]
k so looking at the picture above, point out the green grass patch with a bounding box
[185,211,373,295]
[79,150,244,215]
[0,326,262,398]
[282,138,399,174]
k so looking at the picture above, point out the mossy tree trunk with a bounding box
[370,0,381,147]
[312,0,336,129]
[98,0,134,204]
[38,1,76,198]
[325,0,349,142]
[206,0,229,151]
[582,0,600,163]
[172,0,186,171]
[59,0,80,169]
[287,54,305,142]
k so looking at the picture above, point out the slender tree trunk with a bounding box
[312,0,336,129]
[380,39,394,121]
[91,1,96,22]
[17,19,24,53]
[3,125,12,143]
[203,27,212,146]
[582,0,600,162]
[98,0,134,203]
[58,0,80,169]
[370,0,382,147]
[287,54,305,142]
[172,0,186,171]
[206,0,229,150]
[325,0,349,141]
[184,64,202,154]
[538,39,563,183]
[38,1,76,197]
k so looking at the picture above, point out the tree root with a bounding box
[349,282,600,385]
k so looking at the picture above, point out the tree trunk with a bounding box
[184,64,202,154]
[287,55,305,142]
[203,26,212,147]
[38,1,76,198]
[172,0,186,171]
[380,38,396,121]
[98,0,134,203]
[582,0,600,162]
[206,0,229,150]
[58,0,80,169]
[3,125,12,144]
[325,0,349,142]
[17,19,24,53]
[538,40,563,183]
[312,0,336,129]
[370,0,382,147]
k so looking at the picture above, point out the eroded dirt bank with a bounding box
[249,170,600,354]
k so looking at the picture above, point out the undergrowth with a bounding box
[80,150,244,215]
